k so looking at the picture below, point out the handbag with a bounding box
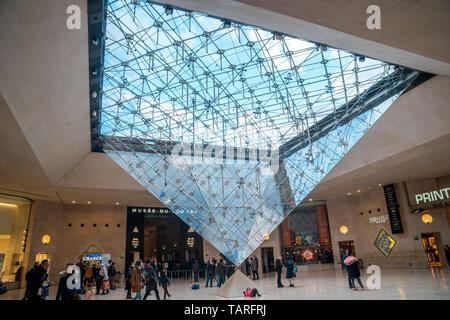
[293,265,298,273]
[101,280,110,290]
[0,283,7,295]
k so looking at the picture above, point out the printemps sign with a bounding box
[414,187,450,209]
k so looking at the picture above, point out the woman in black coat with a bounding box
[347,254,364,290]
[285,256,296,287]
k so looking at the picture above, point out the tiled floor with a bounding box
[2,268,449,300]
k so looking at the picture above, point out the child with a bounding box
[243,288,261,297]
[160,270,171,300]
[85,282,96,300]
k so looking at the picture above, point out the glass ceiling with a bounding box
[101,0,394,150]
[99,0,419,265]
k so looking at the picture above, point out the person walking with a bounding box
[99,263,110,295]
[93,264,102,295]
[160,270,171,300]
[108,260,117,290]
[254,256,260,280]
[244,258,251,277]
[25,259,51,301]
[216,259,226,288]
[345,253,364,290]
[55,263,76,301]
[131,260,144,300]
[143,262,161,300]
[251,257,259,280]
[84,263,94,286]
[192,260,199,282]
[285,256,296,287]
[205,258,215,288]
[275,256,284,288]
[342,249,353,289]
[444,245,450,269]
[125,262,134,299]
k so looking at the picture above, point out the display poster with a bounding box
[374,229,397,257]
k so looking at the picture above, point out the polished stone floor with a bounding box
[2,267,449,300]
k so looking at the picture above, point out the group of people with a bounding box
[125,258,171,300]
[22,258,120,300]
[203,257,232,288]
[274,256,297,288]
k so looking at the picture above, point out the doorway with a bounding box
[261,247,275,273]
[421,233,442,267]
[338,241,355,269]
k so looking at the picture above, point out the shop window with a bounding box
[281,204,334,265]
[0,194,32,283]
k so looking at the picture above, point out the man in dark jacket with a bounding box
[143,263,160,300]
[216,259,226,288]
[275,256,284,288]
[56,264,76,301]
[205,259,215,287]
[108,260,117,290]
[125,262,133,299]
[26,260,50,301]
[244,258,251,277]
[192,260,199,282]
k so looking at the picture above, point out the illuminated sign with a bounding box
[130,207,172,214]
[415,188,450,204]
[369,215,389,224]
[132,237,140,249]
[187,237,195,248]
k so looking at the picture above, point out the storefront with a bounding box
[405,175,450,268]
[79,245,111,266]
[0,194,32,285]
[281,202,334,265]
[125,207,203,271]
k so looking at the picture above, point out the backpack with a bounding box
[191,284,200,290]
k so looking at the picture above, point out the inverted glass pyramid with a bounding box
[99,0,419,265]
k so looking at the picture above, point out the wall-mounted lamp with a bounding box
[422,213,432,224]
[42,234,51,245]
[340,226,349,235]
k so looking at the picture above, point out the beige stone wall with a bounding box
[26,201,127,285]
[327,179,450,269]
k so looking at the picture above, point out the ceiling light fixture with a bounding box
[165,6,173,15]
[0,203,18,208]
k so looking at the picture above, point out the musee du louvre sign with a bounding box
[129,207,199,215]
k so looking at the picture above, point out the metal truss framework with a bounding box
[94,0,423,264]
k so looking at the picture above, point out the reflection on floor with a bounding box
[1,268,449,300]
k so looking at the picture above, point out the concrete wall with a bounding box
[26,201,127,285]
[327,176,450,269]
